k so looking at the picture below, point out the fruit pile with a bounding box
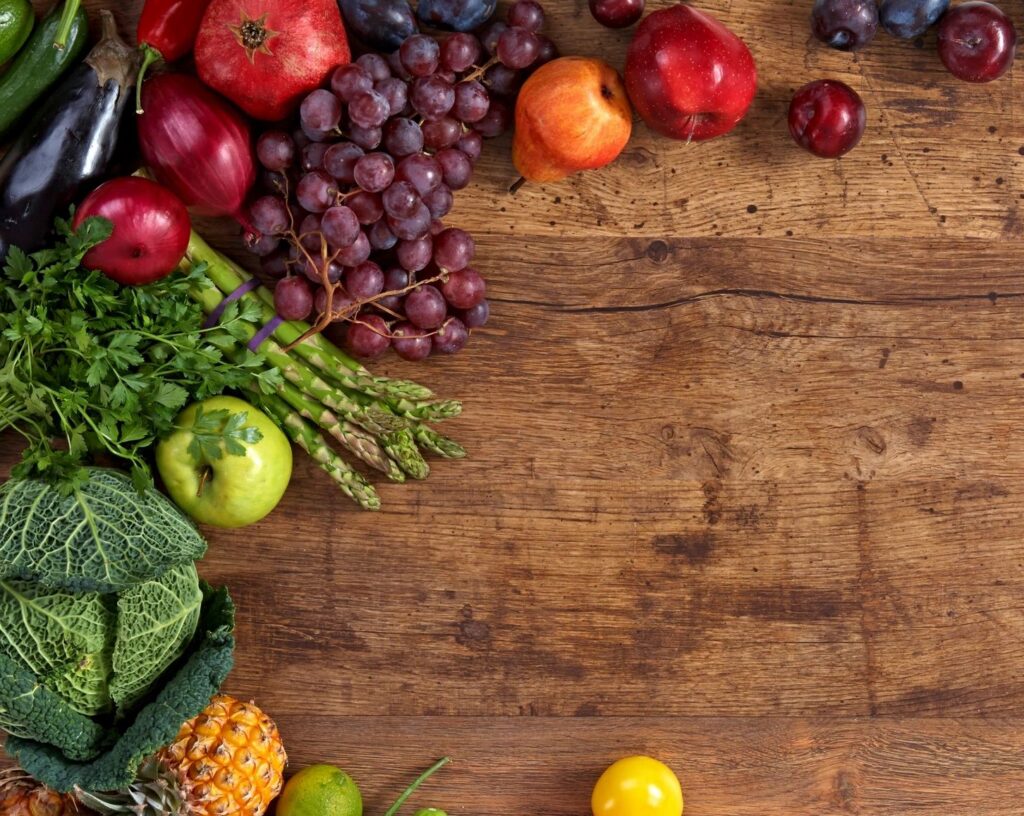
[796,0,1017,157]
[247,2,558,362]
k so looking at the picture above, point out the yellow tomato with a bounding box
[591,756,684,816]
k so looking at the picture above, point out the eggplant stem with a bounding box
[52,0,81,49]
[135,44,162,114]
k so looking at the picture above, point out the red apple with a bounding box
[788,79,866,158]
[624,3,757,141]
[937,1,1017,83]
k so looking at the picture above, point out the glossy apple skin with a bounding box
[589,0,644,28]
[513,57,633,183]
[937,1,1016,82]
[625,4,757,141]
[788,79,866,158]
[157,395,293,528]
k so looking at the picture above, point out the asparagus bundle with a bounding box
[184,231,465,510]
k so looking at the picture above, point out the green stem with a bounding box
[135,44,161,114]
[384,757,452,816]
[52,0,81,49]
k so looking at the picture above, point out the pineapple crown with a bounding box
[74,759,190,816]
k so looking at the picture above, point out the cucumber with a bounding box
[0,1,88,138]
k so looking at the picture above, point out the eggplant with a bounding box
[0,11,137,262]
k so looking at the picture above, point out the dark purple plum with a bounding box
[811,0,879,50]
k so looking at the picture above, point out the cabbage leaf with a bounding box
[110,563,202,712]
[0,469,207,593]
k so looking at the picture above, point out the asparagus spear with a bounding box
[382,428,429,480]
[413,425,467,459]
[256,392,381,511]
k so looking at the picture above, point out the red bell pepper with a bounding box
[135,0,210,113]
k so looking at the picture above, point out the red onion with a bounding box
[72,177,190,285]
[138,74,255,223]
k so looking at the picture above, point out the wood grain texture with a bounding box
[6,0,1024,811]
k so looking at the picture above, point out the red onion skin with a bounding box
[72,177,191,285]
[138,73,255,222]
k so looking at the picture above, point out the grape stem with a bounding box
[461,54,501,84]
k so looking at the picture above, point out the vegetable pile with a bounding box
[0,468,235,794]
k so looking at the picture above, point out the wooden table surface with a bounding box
[9,0,1024,812]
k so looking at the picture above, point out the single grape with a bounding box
[460,298,489,328]
[261,249,289,279]
[441,267,485,307]
[433,226,475,270]
[324,142,364,183]
[423,184,454,218]
[334,230,372,266]
[246,233,281,256]
[508,0,545,30]
[456,129,483,162]
[453,79,490,123]
[473,96,510,137]
[396,153,443,194]
[376,77,410,116]
[331,63,374,100]
[321,205,362,249]
[346,313,392,359]
[392,321,433,360]
[292,127,312,149]
[348,190,385,223]
[497,26,540,68]
[379,267,414,311]
[298,214,323,250]
[436,148,473,189]
[441,32,482,71]
[410,75,456,119]
[350,90,391,128]
[346,260,385,299]
[384,117,425,156]
[257,130,297,171]
[404,285,448,329]
[400,34,441,76]
[480,20,507,54]
[301,142,331,172]
[274,276,313,320]
[300,89,342,131]
[296,170,338,213]
[249,196,291,235]
[397,235,433,271]
[369,219,399,250]
[338,0,418,52]
[433,316,468,353]
[422,116,463,149]
[357,53,393,81]
[349,123,384,149]
[532,34,559,67]
[387,201,433,239]
[484,63,521,96]
[418,0,497,31]
[354,152,396,193]
[383,179,423,218]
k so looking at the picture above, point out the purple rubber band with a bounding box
[248,316,283,352]
[202,278,261,329]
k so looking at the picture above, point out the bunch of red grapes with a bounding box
[246,0,557,361]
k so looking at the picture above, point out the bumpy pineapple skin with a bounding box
[0,771,91,816]
[160,694,287,816]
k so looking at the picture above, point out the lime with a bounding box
[276,765,363,816]
[0,0,32,65]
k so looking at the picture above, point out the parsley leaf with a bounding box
[182,406,264,464]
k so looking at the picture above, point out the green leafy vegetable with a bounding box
[182,406,264,464]
[110,563,202,712]
[0,580,114,716]
[0,653,108,761]
[0,216,281,491]
[6,584,235,793]
[0,469,207,593]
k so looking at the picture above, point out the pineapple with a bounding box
[0,769,93,816]
[77,695,286,816]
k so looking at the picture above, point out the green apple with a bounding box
[156,395,292,528]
